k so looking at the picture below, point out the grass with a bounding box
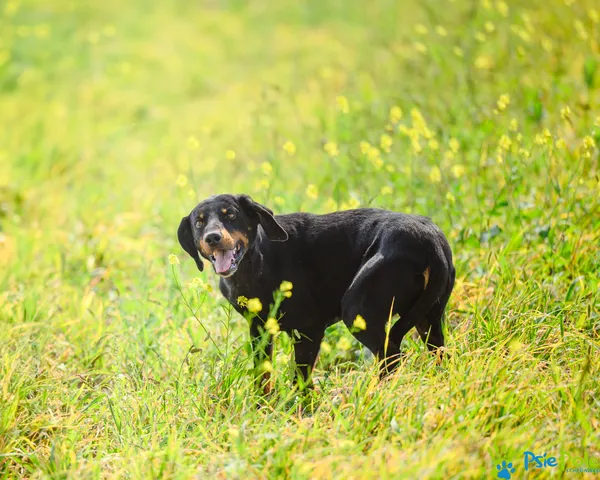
[1,0,599,477]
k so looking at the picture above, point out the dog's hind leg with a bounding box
[415,299,447,351]
[416,264,454,352]
[341,253,422,374]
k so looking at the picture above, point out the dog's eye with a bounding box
[227,212,237,220]
[195,220,203,228]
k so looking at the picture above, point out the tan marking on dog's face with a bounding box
[231,230,249,250]
[423,266,430,290]
[198,238,211,257]
[219,229,235,249]
[221,208,227,214]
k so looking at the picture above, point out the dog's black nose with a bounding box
[204,232,222,246]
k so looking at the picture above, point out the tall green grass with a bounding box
[1,0,598,477]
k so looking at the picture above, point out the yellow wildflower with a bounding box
[282,141,296,156]
[389,106,403,123]
[381,186,393,196]
[306,184,318,200]
[353,315,367,331]
[325,198,338,211]
[582,136,596,149]
[428,139,439,151]
[484,21,495,33]
[367,146,380,159]
[415,24,428,35]
[176,174,188,188]
[168,254,180,265]
[445,191,456,204]
[555,139,566,150]
[474,55,493,70]
[225,150,236,160]
[429,166,442,183]
[265,317,280,335]
[336,95,350,114]
[451,164,466,178]
[372,157,384,170]
[336,336,352,351]
[261,162,273,176]
[541,38,553,52]
[237,296,248,307]
[324,141,339,157]
[380,134,393,153]
[360,141,371,154]
[497,93,510,111]
[496,0,509,17]
[320,341,332,353]
[498,134,512,151]
[414,42,427,54]
[560,106,571,122]
[280,280,293,298]
[274,196,285,206]
[341,198,360,210]
[261,360,273,373]
[509,119,518,132]
[411,138,423,155]
[449,138,460,153]
[435,25,448,37]
[247,298,263,313]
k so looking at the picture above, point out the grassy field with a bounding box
[1,0,599,478]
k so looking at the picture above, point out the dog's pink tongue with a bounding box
[214,250,235,273]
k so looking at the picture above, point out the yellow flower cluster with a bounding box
[324,141,339,157]
[336,95,350,114]
[306,184,318,200]
[265,317,280,335]
[496,93,510,112]
[398,108,435,155]
[280,280,293,298]
[282,141,296,156]
[247,298,262,313]
[188,277,213,292]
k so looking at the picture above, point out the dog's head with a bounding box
[177,194,288,277]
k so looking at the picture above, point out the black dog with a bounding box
[178,194,455,387]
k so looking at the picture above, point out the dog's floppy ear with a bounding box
[177,215,204,271]
[237,194,288,242]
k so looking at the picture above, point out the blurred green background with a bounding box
[1,0,599,478]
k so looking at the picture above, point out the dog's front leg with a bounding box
[292,328,325,390]
[249,320,274,395]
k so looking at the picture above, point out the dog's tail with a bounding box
[402,238,453,326]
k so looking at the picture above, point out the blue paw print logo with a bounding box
[496,460,516,479]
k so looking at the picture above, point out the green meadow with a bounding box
[1,0,599,477]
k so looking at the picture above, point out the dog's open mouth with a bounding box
[209,241,245,276]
